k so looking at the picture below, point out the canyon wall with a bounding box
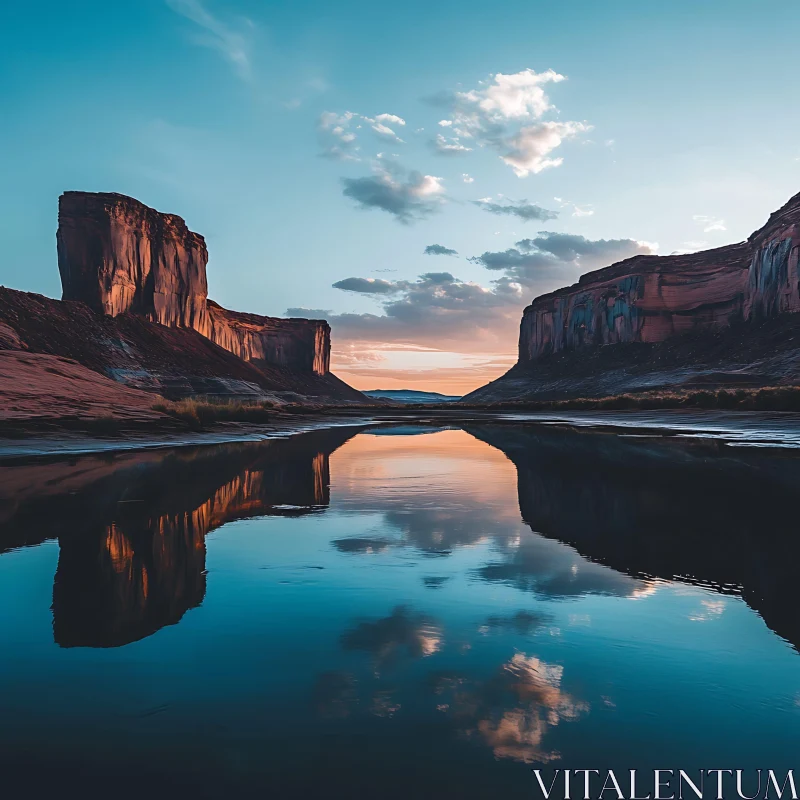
[209,302,331,376]
[466,191,800,401]
[517,192,800,365]
[57,191,331,376]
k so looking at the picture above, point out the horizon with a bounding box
[3,1,800,394]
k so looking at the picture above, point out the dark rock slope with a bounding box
[466,191,800,402]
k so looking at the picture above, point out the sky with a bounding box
[2,0,800,394]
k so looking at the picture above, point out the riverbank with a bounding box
[2,406,800,459]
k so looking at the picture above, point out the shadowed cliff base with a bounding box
[0,286,366,413]
[465,313,800,404]
[0,426,364,647]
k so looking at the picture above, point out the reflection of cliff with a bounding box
[466,424,800,649]
[0,427,361,647]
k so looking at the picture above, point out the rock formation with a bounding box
[208,302,331,375]
[0,191,364,404]
[58,191,211,333]
[467,191,800,402]
[57,191,333,377]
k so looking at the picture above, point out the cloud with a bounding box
[341,160,445,223]
[332,277,401,294]
[456,68,566,122]
[473,198,558,221]
[433,68,590,176]
[318,111,407,157]
[693,214,727,232]
[515,232,656,264]
[501,121,590,177]
[468,232,656,286]
[424,244,458,256]
[323,271,523,353]
[318,111,360,161]
[431,133,473,155]
[341,606,442,667]
[572,205,594,217]
[375,113,406,127]
[318,231,656,363]
[166,0,253,81]
[462,173,474,183]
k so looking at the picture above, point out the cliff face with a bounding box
[518,192,800,366]
[518,244,751,364]
[208,302,331,376]
[58,192,210,334]
[467,191,800,401]
[57,191,332,377]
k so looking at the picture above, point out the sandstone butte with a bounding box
[466,189,800,402]
[0,191,365,423]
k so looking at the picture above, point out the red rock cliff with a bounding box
[57,191,331,376]
[517,191,800,365]
[58,192,210,334]
[208,302,331,375]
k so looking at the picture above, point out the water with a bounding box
[1,422,800,798]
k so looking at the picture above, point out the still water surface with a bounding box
[1,423,799,797]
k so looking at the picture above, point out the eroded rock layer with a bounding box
[209,302,331,376]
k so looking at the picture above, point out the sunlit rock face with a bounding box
[517,192,800,365]
[57,191,331,375]
[58,192,211,334]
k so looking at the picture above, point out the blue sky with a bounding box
[2,0,799,392]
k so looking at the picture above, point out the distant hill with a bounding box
[363,389,461,404]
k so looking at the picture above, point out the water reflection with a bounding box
[465,424,800,648]
[0,427,363,647]
[1,421,800,795]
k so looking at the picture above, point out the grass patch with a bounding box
[450,385,800,413]
[153,398,277,430]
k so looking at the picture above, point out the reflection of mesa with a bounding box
[0,427,362,648]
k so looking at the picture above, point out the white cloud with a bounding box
[501,121,591,177]
[371,122,405,142]
[693,214,727,233]
[166,0,253,82]
[456,68,565,122]
[318,111,360,160]
[375,113,406,126]
[572,205,594,217]
[433,68,590,177]
[432,133,472,155]
[318,110,408,155]
[462,173,475,183]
